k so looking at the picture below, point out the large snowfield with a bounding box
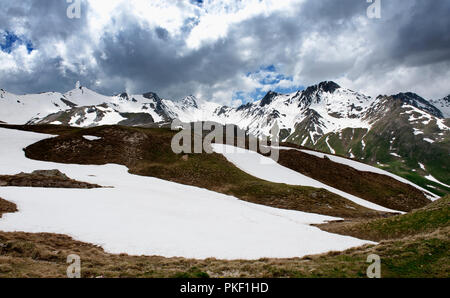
[212,144,402,213]
[0,127,375,259]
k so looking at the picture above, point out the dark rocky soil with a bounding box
[277,149,430,212]
[0,197,17,218]
[0,169,102,189]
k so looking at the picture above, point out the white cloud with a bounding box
[1,0,449,102]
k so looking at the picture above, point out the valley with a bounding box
[0,81,448,278]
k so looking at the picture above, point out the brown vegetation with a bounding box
[0,198,17,218]
[17,125,391,219]
[316,196,450,242]
[277,149,430,212]
[0,170,102,189]
[0,226,447,278]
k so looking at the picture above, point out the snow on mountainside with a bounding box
[430,95,450,118]
[391,92,444,118]
[0,127,373,259]
[1,82,448,140]
[212,144,401,213]
[0,89,67,124]
[1,81,448,196]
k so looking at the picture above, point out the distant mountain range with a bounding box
[0,81,449,196]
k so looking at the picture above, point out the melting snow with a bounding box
[425,175,450,189]
[0,128,374,259]
[413,128,424,135]
[274,147,438,201]
[212,144,401,213]
[325,136,335,154]
[83,135,102,141]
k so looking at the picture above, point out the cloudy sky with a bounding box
[1,0,449,105]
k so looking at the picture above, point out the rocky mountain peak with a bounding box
[260,91,279,107]
[392,92,443,118]
[118,93,129,100]
[143,92,161,102]
[298,81,341,107]
[317,81,341,93]
[181,95,199,109]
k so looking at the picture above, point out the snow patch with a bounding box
[0,127,374,260]
[212,144,401,213]
[83,135,102,141]
[274,146,438,200]
[425,175,450,189]
[418,163,426,171]
[325,136,335,154]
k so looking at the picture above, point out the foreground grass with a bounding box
[318,196,450,242]
[0,197,448,278]
[0,125,447,278]
[0,227,447,278]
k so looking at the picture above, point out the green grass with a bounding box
[320,196,450,242]
[362,197,449,239]
[21,125,384,219]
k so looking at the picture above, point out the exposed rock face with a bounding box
[392,92,443,118]
[260,91,279,107]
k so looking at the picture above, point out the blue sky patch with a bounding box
[191,0,203,7]
[234,65,304,104]
[0,31,34,54]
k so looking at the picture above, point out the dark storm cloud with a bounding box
[377,0,450,67]
[93,16,245,99]
[0,0,449,101]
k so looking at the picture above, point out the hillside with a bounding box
[5,124,430,216]
[317,196,450,242]
[0,126,377,260]
[1,196,448,278]
[288,94,450,197]
[0,125,447,277]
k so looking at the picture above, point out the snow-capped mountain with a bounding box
[1,81,448,141]
[1,81,449,195]
[391,92,444,118]
[430,95,450,118]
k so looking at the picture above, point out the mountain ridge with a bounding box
[1,81,449,196]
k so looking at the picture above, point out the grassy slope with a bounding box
[285,101,450,197]
[17,124,387,219]
[317,196,450,242]
[0,219,447,278]
[0,125,448,277]
[277,149,429,212]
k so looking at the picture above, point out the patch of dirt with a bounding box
[0,197,17,218]
[0,169,102,189]
[277,149,430,212]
